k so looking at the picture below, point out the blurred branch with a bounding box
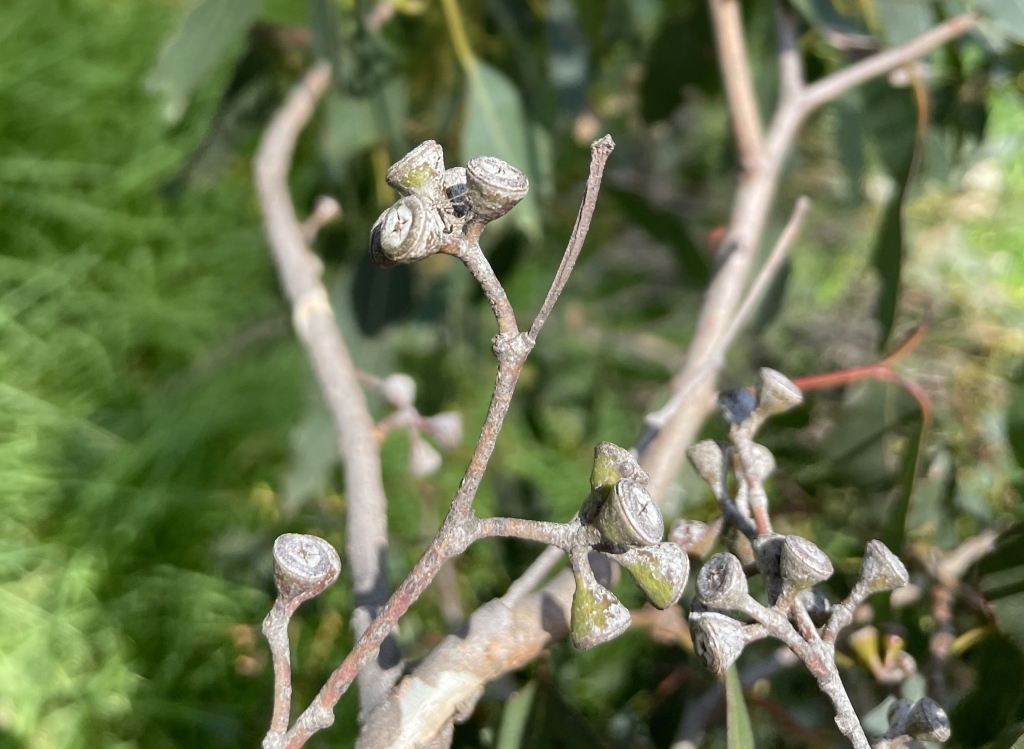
[709,0,764,169]
[253,61,402,727]
[641,11,976,505]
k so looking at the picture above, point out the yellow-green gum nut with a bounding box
[617,542,689,609]
[385,140,445,197]
[859,539,909,593]
[570,569,631,650]
[596,478,664,547]
[590,441,648,496]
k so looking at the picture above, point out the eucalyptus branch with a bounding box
[709,0,764,169]
[253,61,402,723]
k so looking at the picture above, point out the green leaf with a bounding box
[975,523,1024,651]
[949,631,1024,747]
[726,665,755,749]
[320,79,408,168]
[462,61,545,241]
[978,0,1024,44]
[882,410,925,554]
[496,681,536,749]
[609,188,711,287]
[145,0,265,124]
[873,0,935,45]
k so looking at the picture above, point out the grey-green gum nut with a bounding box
[689,611,746,674]
[695,552,749,609]
[859,539,909,593]
[756,367,803,417]
[570,559,631,650]
[780,535,834,592]
[591,441,648,496]
[466,156,529,223]
[617,542,689,609]
[369,195,444,267]
[752,533,784,605]
[596,478,664,547]
[386,140,445,197]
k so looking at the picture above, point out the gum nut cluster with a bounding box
[369,140,530,267]
[570,442,690,650]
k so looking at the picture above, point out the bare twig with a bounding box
[253,61,402,724]
[775,0,803,106]
[709,0,764,168]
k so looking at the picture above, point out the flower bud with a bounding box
[687,440,726,488]
[780,535,834,592]
[859,540,909,593]
[689,611,746,674]
[370,194,444,267]
[756,368,803,417]
[596,478,664,547]
[466,156,529,223]
[386,140,445,197]
[903,698,951,743]
[381,373,417,409]
[617,542,690,610]
[696,553,749,609]
[570,564,631,650]
[273,533,341,604]
[591,441,648,495]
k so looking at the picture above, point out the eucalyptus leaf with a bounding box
[321,79,408,169]
[146,0,265,124]
[726,664,755,749]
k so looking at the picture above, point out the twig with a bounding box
[253,61,402,723]
[775,0,803,107]
[281,136,615,749]
[641,12,976,504]
[709,0,764,169]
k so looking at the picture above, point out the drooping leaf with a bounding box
[974,523,1024,651]
[146,0,265,124]
[496,681,536,749]
[545,0,589,120]
[949,631,1024,747]
[978,0,1024,44]
[882,410,925,553]
[640,7,718,122]
[725,664,755,749]
[609,188,711,287]
[321,78,408,169]
[462,61,544,241]
[873,0,935,45]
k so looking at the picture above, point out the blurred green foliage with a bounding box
[5,0,1024,747]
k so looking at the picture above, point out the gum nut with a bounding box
[386,140,445,196]
[689,611,745,674]
[780,535,834,591]
[696,553,749,609]
[618,543,690,610]
[752,533,784,605]
[745,444,776,482]
[380,373,417,409]
[408,431,442,478]
[443,167,471,219]
[797,587,832,625]
[596,478,664,547]
[757,368,803,415]
[370,194,443,267]
[887,698,913,729]
[423,411,462,449]
[466,156,529,222]
[687,440,725,486]
[591,441,648,494]
[904,698,951,743]
[719,387,757,425]
[273,534,341,602]
[570,575,632,650]
[859,540,910,593]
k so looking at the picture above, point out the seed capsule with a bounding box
[273,534,341,604]
[689,611,746,674]
[696,553,749,609]
[859,540,910,593]
[780,535,834,592]
[617,542,689,610]
[596,478,664,547]
[466,156,529,222]
[386,140,445,197]
[756,368,803,417]
[687,440,726,489]
[570,559,631,650]
[591,441,648,495]
[370,195,444,267]
[903,698,951,743]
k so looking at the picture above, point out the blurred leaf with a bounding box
[640,7,718,122]
[883,412,925,553]
[146,0,265,124]
[546,0,589,119]
[463,61,543,241]
[949,631,1024,747]
[609,188,711,287]
[725,665,755,749]
[873,0,935,45]
[521,671,613,749]
[835,94,866,203]
[871,194,904,350]
[1006,377,1024,470]
[496,681,536,749]
[975,523,1024,651]
[321,78,408,169]
[978,0,1024,44]
[310,0,342,76]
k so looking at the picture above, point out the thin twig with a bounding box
[775,0,804,106]
[253,61,402,723]
[709,0,765,168]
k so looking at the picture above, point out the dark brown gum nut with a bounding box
[904,697,951,742]
[369,195,443,267]
[596,478,664,547]
[617,542,689,610]
[752,533,785,605]
[273,533,341,603]
[859,539,910,593]
[797,587,832,625]
[689,611,746,674]
[756,367,803,417]
[570,555,631,649]
[443,167,470,219]
[465,156,529,223]
[591,441,648,495]
[695,553,749,609]
[687,439,726,488]
[385,139,445,197]
[780,535,834,592]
